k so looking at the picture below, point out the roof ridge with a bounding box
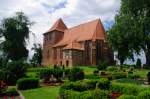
[68,18,100,30]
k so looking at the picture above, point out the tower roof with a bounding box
[46,18,67,33]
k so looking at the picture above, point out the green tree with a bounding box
[30,43,42,66]
[0,12,32,61]
[108,0,150,65]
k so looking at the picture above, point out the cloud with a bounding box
[0,0,121,58]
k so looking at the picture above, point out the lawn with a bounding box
[79,66,97,75]
[21,86,60,99]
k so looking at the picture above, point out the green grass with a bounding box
[79,66,97,75]
[21,86,60,99]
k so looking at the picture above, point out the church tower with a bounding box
[42,19,67,66]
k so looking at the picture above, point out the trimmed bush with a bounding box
[39,69,53,82]
[5,88,19,96]
[90,89,110,99]
[112,72,127,79]
[106,66,118,71]
[118,95,137,99]
[111,83,142,95]
[97,78,110,90]
[68,68,84,81]
[115,78,143,85]
[17,78,39,90]
[59,89,110,99]
[137,90,150,99]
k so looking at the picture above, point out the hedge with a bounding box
[17,78,39,90]
[97,78,110,90]
[110,83,143,95]
[118,95,137,99]
[60,89,110,99]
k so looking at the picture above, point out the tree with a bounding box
[108,15,135,64]
[30,43,42,66]
[0,12,32,61]
[108,0,150,65]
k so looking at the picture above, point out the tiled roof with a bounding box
[53,19,106,48]
[63,42,84,50]
[45,18,67,33]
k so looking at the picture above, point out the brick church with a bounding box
[42,18,114,66]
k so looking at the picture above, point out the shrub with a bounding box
[39,69,53,82]
[53,68,63,81]
[97,78,110,90]
[128,74,140,80]
[115,78,143,85]
[84,79,98,89]
[68,68,84,81]
[137,90,150,99]
[93,70,99,75]
[147,72,150,85]
[5,88,19,96]
[17,78,39,90]
[136,58,141,68]
[118,95,137,99]
[97,58,109,70]
[1,61,27,85]
[106,66,118,71]
[91,89,110,99]
[60,89,110,99]
[143,64,149,69]
[110,83,142,95]
[112,72,127,79]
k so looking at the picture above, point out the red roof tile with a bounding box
[46,18,67,33]
[53,18,106,48]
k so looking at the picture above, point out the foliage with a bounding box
[137,90,150,99]
[0,12,32,61]
[114,78,143,85]
[108,0,150,66]
[30,43,42,66]
[118,95,137,99]
[68,68,84,81]
[59,89,110,99]
[97,78,110,90]
[111,72,127,79]
[147,72,150,84]
[0,60,27,85]
[17,77,39,90]
[110,83,143,95]
[106,66,118,71]
[128,74,140,80]
[5,88,19,96]
[39,68,63,82]
[97,59,108,70]
[93,70,99,75]
[136,59,141,68]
